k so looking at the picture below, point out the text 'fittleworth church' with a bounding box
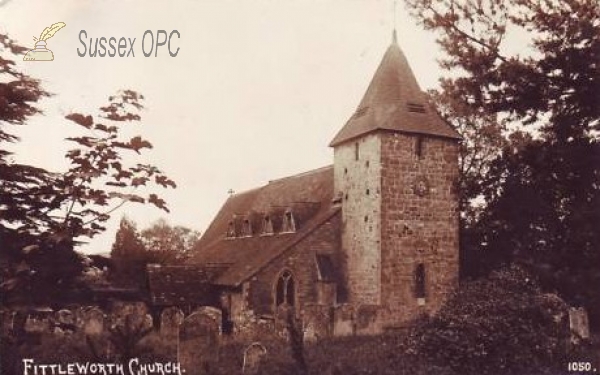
[148,32,461,338]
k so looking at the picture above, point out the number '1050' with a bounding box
[568,362,592,372]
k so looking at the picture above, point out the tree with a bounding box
[404,0,600,325]
[0,34,54,255]
[140,218,200,264]
[427,89,507,221]
[404,0,600,142]
[110,217,147,288]
[0,33,175,305]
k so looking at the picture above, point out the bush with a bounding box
[410,265,569,375]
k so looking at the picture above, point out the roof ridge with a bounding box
[225,165,333,199]
[267,164,333,184]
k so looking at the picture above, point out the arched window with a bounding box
[275,270,295,307]
[415,263,426,298]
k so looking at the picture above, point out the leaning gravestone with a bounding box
[160,307,184,337]
[82,307,104,336]
[179,307,222,371]
[243,342,267,374]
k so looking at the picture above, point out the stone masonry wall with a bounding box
[379,132,459,327]
[333,134,382,305]
[247,212,341,317]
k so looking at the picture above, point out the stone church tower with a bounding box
[330,32,461,329]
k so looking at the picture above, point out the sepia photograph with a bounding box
[1,1,599,374]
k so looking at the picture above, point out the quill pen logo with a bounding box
[23,22,66,61]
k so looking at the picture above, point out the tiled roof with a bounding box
[329,36,460,146]
[188,166,340,287]
[146,264,226,305]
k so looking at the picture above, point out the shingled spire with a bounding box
[329,33,460,147]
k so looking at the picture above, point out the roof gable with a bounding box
[188,165,339,286]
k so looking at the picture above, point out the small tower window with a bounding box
[415,136,424,159]
[281,210,296,233]
[226,221,236,238]
[354,142,360,161]
[262,215,274,235]
[275,270,295,307]
[242,219,252,237]
[415,263,426,298]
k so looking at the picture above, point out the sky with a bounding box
[1,0,454,254]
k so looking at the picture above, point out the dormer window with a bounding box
[226,221,236,238]
[281,210,296,233]
[241,219,252,237]
[262,215,274,235]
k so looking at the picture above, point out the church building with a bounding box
[149,32,461,336]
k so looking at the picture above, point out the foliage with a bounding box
[286,310,307,374]
[0,33,54,249]
[404,0,600,140]
[110,217,200,289]
[409,266,569,375]
[1,32,175,306]
[110,216,148,288]
[87,313,154,362]
[404,0,600,326]
[140,218,201,263]
[473,137,600,322]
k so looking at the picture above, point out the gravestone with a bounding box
[82,307,104,336]
[160,307,184,337]
[180,307,221,342]
[56,309,76,332]
[569,307,590,344]
[1,310,16,335]
[243,342,267,374]
[179,307,222,370]
[111,302,149,329]
[24,315,50,334]
[333,304,354,336]
[142,313,154,331]
[74,306,86,329]
[302,304,332,342]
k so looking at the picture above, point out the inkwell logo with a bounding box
[23,22,66,61]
